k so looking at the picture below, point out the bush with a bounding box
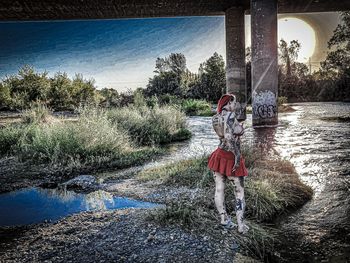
[21,102,53,124]
[0,104,190,172]
[0,66,99,111]
[1,65,50,110]
[10,106,131,166]
[140,152,313,222]
[0,83,11,110]
[0,124,24,156]
[106,104,190,146]
[181,99,213,116]
[277,97,288,106]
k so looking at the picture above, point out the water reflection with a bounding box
[85,190,114,210]
[0,187,161,227]
[252,127,278,156]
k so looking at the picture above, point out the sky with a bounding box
[0,13,340,92]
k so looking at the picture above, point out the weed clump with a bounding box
[0,104,190,173]
[143,150,313,260]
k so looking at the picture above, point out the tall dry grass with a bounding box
[0,104,190,171]
[141,151,313,259]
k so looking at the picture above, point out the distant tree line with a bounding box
[0,66,97,111]
[0,12,348,111]
[0,52,227,111]
[143,52,226,103]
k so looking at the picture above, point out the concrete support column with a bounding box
[225,6,246,121]
[251,0,278,127]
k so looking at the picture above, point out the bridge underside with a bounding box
[0,0,349,21]
[1,0,349,127]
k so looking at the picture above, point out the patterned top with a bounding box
[212,109,244,153]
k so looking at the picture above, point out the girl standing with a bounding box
[208,94,249,234]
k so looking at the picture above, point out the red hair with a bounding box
[217,94,236,113]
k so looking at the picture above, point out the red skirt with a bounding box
[208,148,248,177]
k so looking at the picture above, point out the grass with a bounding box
[0,104,191,173]
[141,155,312,222]
[137,156,211,188]
[0,124,24,156]
[106,104,191,146]
[244,159,313,221]
[141,145,313,260]
[21,103,54,124]
[181,99,214,116]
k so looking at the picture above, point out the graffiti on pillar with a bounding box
[252,90,277,119]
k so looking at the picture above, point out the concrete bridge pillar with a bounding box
[225,6,246,121]
[251,0,278,127]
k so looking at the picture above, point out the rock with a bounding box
[146,234,155,242]
[62,175,99,192]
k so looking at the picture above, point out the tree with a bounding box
[98,88,120,108]
[48,72,73,110]
[145,53,188,97]
[1,65,50,109]
[196,52,226,102]
[71,74,97,107]
[320,11,350,101]
[322,12,350,76]
[153,53,186,77]
[0,83,11,110]
[279,39,301,76]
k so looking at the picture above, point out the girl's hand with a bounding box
[232,163,240,173]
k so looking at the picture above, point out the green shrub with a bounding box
[0,105,189,170]
[21,102,53,124]
[15,106,130,165]
[0,124,24,156]
[144,153,312,260]
[0,83,11,109]
[242,159,313,221]
[106,104,190,146]
[139,153,313,222]
[277,96,288,106]
[181,99,213,116]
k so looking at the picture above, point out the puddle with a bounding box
[0,186,162,227]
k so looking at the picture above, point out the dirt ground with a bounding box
[0,173,261,263]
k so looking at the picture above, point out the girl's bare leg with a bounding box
[213,172,231,224]
[231,176,249,234]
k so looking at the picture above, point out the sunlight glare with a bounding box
[278,17,316,62]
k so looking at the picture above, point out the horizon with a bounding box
[0,13,340,92]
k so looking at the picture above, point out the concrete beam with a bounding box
[225,6,246,121]
[251,0,278,128]
[1,1,350,21]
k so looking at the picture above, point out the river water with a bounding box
[140,102,350,262]
[1,102,348,261]
[0,187,161,227]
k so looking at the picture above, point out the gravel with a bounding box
[0,208,254,263]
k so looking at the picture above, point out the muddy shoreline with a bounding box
[0,165,261,263]
[0,208,259,263]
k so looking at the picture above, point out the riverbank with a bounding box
[0,208,260,263]
[0,105,191,194]
[0,145,313,262]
